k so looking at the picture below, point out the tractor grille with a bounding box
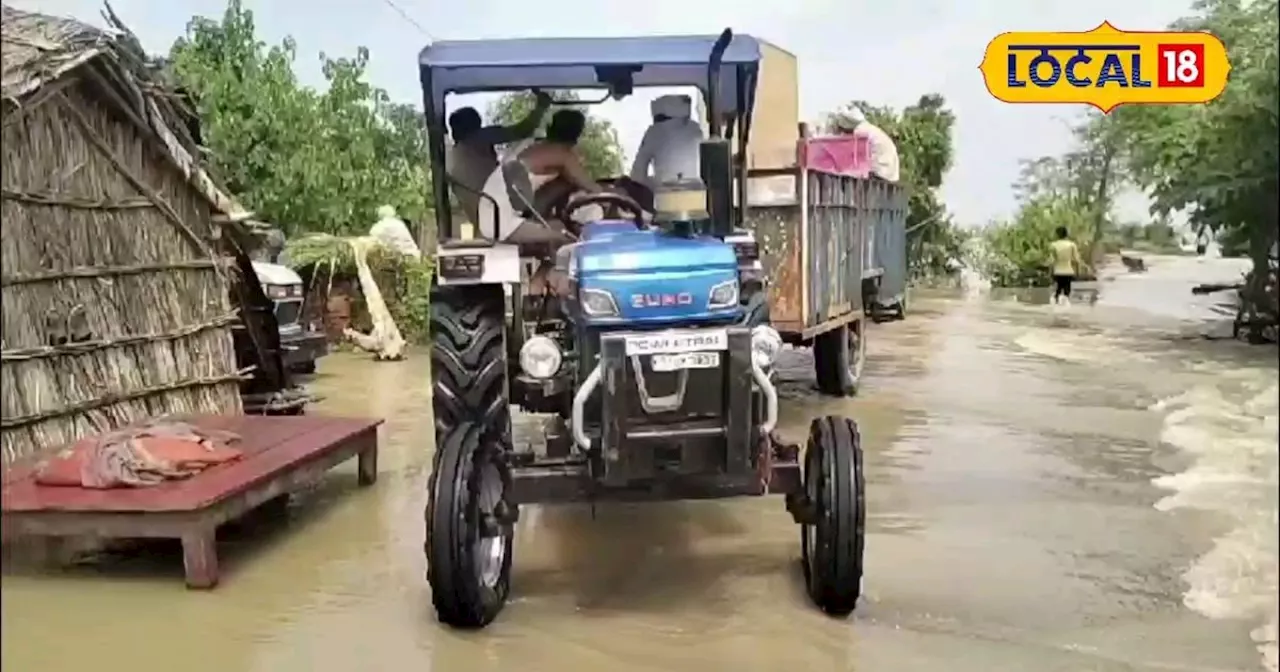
[620,354,726,420]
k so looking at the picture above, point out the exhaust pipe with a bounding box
[705,28,733,140]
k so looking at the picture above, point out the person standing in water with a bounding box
[1049,226,1084,305]
[1196,225,1211,256]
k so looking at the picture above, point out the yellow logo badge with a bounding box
[979,21,1231,112]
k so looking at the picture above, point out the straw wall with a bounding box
[0,81,242,467]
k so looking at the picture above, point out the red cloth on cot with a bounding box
[33,436,243,489]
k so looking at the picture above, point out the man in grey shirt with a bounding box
[447,90,552,226]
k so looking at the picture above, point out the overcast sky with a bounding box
[19,0,1195,224]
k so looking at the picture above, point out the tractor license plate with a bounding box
[623,328,728,355]
[439,253,485,280]
[650,352,720,372]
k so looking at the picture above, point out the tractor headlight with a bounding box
[518,336,562,379]
[580,288,619,317]
[707,280,739,309]
[750,325,782,369]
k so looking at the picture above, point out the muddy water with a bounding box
[3,258,1276,672]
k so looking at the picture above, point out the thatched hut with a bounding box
[0,6,249,467]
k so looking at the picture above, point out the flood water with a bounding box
[4,256,1277,672]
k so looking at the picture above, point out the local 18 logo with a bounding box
[980,21,1230,112]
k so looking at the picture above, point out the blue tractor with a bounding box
[420,29,866,628]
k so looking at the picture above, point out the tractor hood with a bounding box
[573,225,738,276]
[571,224,742,326]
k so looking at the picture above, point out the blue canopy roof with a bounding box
[418,34,761,113]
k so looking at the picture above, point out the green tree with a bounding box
[981,111,1127,285]
[1106,0,1278,340]
[826,94,969,278]
[979,195,1096,287]
[1014,112,1126,250]
[486,91,625,177]
[168,0,430,238]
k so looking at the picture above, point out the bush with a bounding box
[910,217,972,281]
[283,235,435,344]
[979,196,1096,287]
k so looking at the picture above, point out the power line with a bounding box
[379,0,436,41]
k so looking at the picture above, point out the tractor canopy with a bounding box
[419,30,761,241]
[417,33,762,116]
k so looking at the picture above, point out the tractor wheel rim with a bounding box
[847,326,864,379]
[474,461,508,588]
[804,453,818,571]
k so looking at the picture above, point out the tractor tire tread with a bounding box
[425,422,511,628]
[805,415,866,616]
[430,288,510,442]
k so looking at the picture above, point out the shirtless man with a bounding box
[517,109,606,220]
[500,110,644,298]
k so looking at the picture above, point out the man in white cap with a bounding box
[841,107,901,183]
[629,93,704,191]
[369,205,422,259]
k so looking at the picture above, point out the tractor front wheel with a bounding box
[425,422,514,628]
[800,415,866,617]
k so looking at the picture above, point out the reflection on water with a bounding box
[2,258,1276,672]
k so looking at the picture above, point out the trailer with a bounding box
[744,132,909,392]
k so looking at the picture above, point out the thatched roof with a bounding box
[1,3,250,222]
[2,5,106,100]
[0,4,251,466]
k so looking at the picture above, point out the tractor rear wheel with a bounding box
[740,286,771,327]
[800,415,866,617]
[430,285,511,444]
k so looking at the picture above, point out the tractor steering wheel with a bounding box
[563,192,646,228]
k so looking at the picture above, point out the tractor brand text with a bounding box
[631,292,695,308]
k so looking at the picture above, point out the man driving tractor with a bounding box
[515,109,609,226]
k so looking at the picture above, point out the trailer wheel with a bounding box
[430,285,511,445]
[800,415,866,616]
[813,320,866,396]
[740,286,771,327]
[425,421,514,628]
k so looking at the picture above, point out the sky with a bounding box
[17,0,1197,225]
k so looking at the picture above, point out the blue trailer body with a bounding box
[743,165,908,338]
[867,190,909,313]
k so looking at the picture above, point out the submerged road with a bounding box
[3,256,1276,671]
